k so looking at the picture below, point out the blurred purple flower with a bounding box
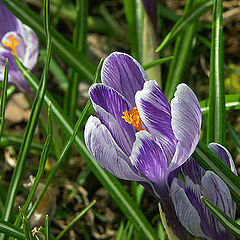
[141,0,158,33]
[84,52,201,239]
[0,3,38,92]
[171,143,237,240]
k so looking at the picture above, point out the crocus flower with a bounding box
[171,143,237,240]
[0,3,38,92]
[84,52,201,239]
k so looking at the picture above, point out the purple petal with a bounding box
[202,171,236,221]
[84,116,144,181]
[0,3,20,39]
[18,22,39,70]
[170,178,206,238]
[130,130,168,197]
[136,80,177,162]
[208,143,238,175]
[182,157,205,184]
[101,52,149,106]
[89,83,137,156]
[169,83,202,170]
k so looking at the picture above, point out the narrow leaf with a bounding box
[201,196,240,238]
[156,1,213,52]
[207,0,226,145]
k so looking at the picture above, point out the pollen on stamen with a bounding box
[2,35,18,56]
[122,107,144,132]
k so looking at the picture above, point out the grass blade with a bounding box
[0,0,95,84]
[13,103,52,228]
[0,220,25,240]
[201,196,240,238]
[156,1,213,52]
[45,215,50,240]
[193,140,240,204]
[200,93,240,114]
[228,124,240,153]
[0,59,9,140]
[143,57,173,70]
[19,207,34,240]
[56,200,96,239]
[164,0,198,101]
[124,0,142,61]
[15,60,159,240]
[207,0,226,145]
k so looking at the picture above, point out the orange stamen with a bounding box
[122,107,144,132]
[2,35,18,56]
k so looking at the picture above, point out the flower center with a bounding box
[2,35,18,56]
[122,107,144,132]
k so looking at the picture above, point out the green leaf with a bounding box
[228,124,240,153]
[0,0,95,84]
[156,1,213,52]
[13,103,53,228]
[15,60,159,240]
[143,57,173,70]
[0,59,9,140]
[201,196,240,238]
[164,0,199,101]
[124,0,143,61]
[45,215,50,240]
[207,0,226,145]
[19,207,34,240]
[0,220,25,240]
[193,140,240,204]
[200,94,240,114]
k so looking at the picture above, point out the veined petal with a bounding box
[101,52,149,106]
[17,20,38,70]
[130,131,168,196]
[182,157,205,184]
[89,83,136,156]
[0,3,20,39]
[170,178,206,239]
[84,116,144,181]
[201,172,235,239]
[208,143,238,175]
[202,171,236,222]
[136,80,177,162]
[169,83,202,170]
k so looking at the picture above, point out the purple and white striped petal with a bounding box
[84,116,144,182]
[130,131,168,196]
[170,178,206,239]
[136,80,177,162]
[208,143,238,175]
[17,21,38,70]
[202,171,236,222]
[0,3,20,39]
[182,157,205,184]
[89,83,137,156]
[169,83,202,171]
[101,52,149,106]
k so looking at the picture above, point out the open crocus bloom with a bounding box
[0,3,38,92]
[85,51,202,198]
[171,143,237,240]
